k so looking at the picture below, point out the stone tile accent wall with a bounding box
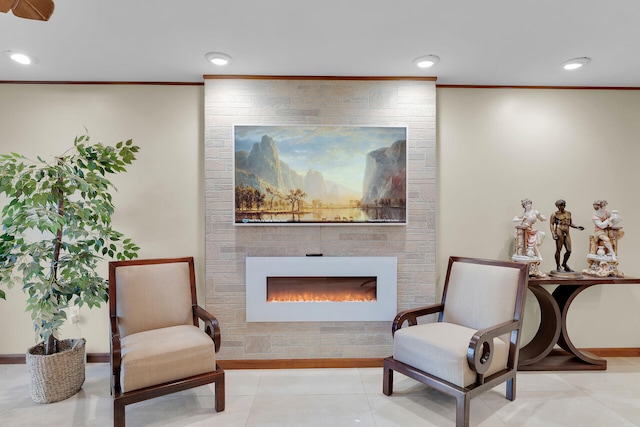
[204,77,436,360]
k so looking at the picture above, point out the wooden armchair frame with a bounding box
[383,256,528,427]
[109,257,225,427]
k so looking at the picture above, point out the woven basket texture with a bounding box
[26,338,86,403]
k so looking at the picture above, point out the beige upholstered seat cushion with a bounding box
[393,322,509,388]
[120,324,216,393]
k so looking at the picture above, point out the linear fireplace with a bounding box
[246,257,397,322]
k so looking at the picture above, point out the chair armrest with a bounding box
[467,319,520,377]
[110,315,122,389]
[194,305,221,352]
[391,303,445,335]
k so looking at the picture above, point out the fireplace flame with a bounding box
[268,290,376,303]
[266,276,377,303]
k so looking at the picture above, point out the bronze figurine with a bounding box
[549,199,584,272]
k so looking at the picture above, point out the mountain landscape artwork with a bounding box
[234,125,407,225]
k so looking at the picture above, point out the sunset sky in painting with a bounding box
[234,125,406,193]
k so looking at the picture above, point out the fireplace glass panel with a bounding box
[266,276,377,302]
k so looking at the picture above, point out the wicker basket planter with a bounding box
[26,338,86,403]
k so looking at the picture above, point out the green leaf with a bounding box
[0,133,140,345]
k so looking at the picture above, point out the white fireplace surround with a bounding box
[246,256,397,322]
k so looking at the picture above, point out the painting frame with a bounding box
[233,125,408,226]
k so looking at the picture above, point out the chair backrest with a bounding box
[441,257,528,331]
[109,257,197,338]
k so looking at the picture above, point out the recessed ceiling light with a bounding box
[562,57,591,70]
[4,50,35,65]
[205,52,232,66]
[413,55,440,68]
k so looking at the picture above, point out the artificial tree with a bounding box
[0,133,140,355]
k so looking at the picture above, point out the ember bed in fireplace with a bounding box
[267,276,377,302]
[246,257,397,322]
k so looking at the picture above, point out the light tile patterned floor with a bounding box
[1,358,639,426]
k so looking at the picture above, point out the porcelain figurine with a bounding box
[583,200,624,277]
[512,198,546,277]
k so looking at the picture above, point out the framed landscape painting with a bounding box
[234,125,407,225]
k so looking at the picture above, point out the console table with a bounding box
[518,275,639,371]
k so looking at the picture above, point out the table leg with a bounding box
[551,284,607,369]
[519,283,607,370]
[518,285,561,368]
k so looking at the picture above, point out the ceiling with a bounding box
[2,0,640,86]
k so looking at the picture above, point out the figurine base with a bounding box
[549,270,582,279]
[582,254,624,278]
[512,255,546,278]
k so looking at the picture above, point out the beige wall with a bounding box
[437,87,640,347]
[1,83,639,355]
[0,84,205,354]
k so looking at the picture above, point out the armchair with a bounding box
[109,257,225,427]
[383,256,528,427]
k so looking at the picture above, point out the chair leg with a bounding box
[382,362,393,396]
[506,376,516,401]
[456,394,470,427]
[215,375,226,412]
[114,399,125,427]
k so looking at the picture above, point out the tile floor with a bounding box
[1,358,640,426]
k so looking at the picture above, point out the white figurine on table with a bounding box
[512,198,546,277]
[583,200,624,277]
